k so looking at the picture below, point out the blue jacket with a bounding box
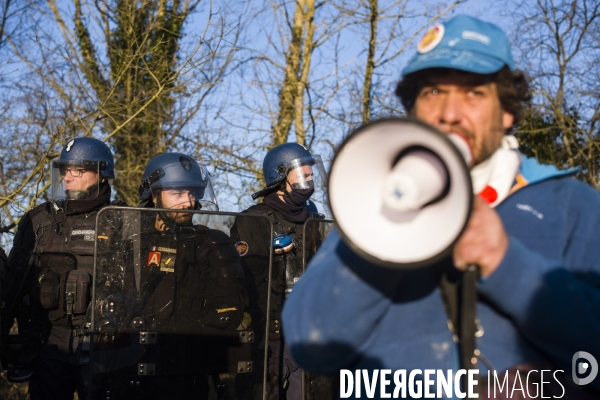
[282,157,600,396]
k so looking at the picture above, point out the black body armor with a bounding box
[138,224,246,331]
[89,209,251,400]
[31,202,99,328]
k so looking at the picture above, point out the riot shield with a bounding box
[228,211,277,400]
[302,218,334,272]
[88,206,274,400]
[301,218,336,400]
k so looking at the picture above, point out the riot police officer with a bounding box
[0,137,116,400]
[137,152,244,327]
[117,152,246,399]
[230,143,329,400]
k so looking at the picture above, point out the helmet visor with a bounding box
[51,161,102,201]
[284,155,327,191]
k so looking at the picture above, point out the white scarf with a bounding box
[470,135,521,207]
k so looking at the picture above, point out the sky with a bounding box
[0,0,544,247]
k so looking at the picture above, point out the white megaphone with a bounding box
[329,117,474,269]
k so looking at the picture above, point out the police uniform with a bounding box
[230,197,327,400]
[94,213,247,400]
[139,220,246,332]
[1,137,117,400]
[94,152,250,400]
[230,142,332,400]
[1,182,113,399]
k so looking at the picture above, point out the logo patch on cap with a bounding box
[418,24,445,54]
[180,156,192,171]
[235,241,249,256]
[66,139,75,152]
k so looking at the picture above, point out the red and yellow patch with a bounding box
[418,24,445,54]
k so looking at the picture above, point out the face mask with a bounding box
[284,187,314,206]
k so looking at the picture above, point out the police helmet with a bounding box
[252,143,326,200]
[138,153,218,211]
[50,137,115,201]
[58,137,115,179]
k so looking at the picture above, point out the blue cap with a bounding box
[402,15,515,76]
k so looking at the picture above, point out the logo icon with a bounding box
[66,139,75,152]
[180,156,192,171]
[572,351,598,385]
[235,241,249,257]
[417,24,445,54]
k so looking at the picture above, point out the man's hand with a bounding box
[453,196,509,277]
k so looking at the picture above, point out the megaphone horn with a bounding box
[329,117,473,269]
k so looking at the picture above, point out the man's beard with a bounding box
[65,184,99,200]
[164,211,193,225]
[450,124,504,166]
[156,197,194,226]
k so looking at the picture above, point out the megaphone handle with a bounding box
[460,264,480,397]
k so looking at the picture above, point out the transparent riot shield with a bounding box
[228,210,277,400]
[301,218,336,400]
[302,218,335,273]
[88,207,274,400]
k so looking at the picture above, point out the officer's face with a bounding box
[155,189,197,224]
[286,165,314,190]
[413,70,514,165]
[63,168,99,193]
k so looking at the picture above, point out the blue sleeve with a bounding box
[282,229,402,374]
[479,182,600,388]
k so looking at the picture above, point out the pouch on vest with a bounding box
[38,269,61,310]
[59,270,91,315]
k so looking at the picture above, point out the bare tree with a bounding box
[329,0,466,129]
[0,0,240,233]
[199,0,473,213]
[514,0,600,187]
[64,0,238,204]
[207,0,348,205]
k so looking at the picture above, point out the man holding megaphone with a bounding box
[282,15,600,399]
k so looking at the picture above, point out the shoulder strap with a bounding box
[28,203,56,253]
[28,202,52,225]
[245,204,285,232]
